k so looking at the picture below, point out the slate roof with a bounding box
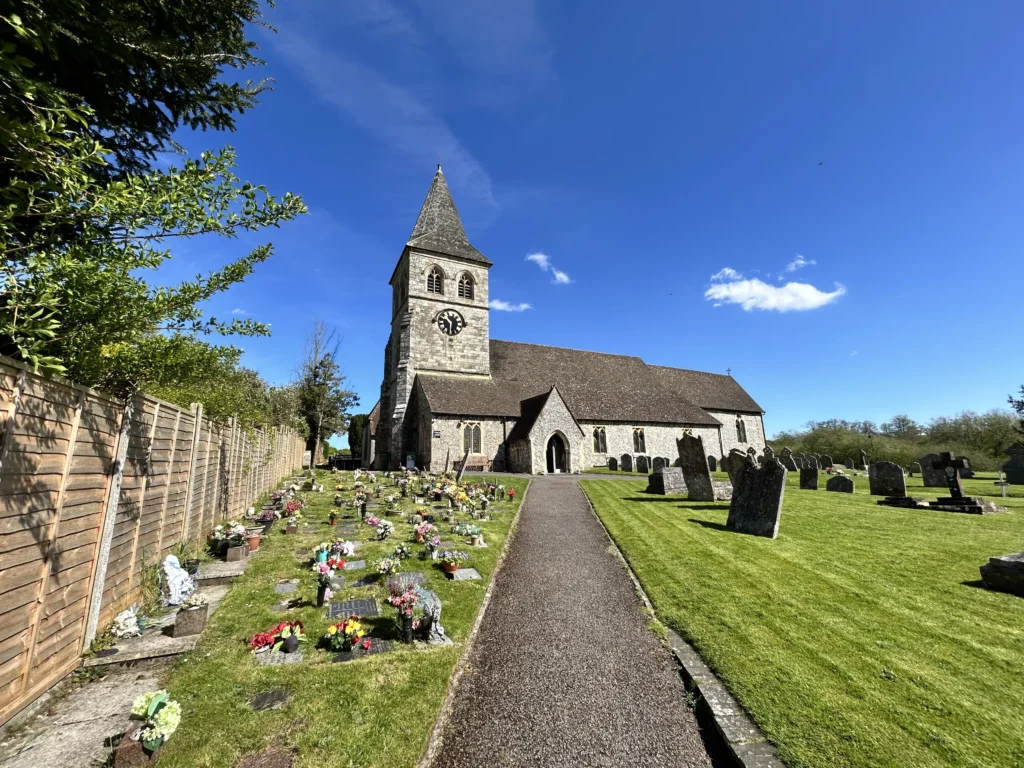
[406,167,491,266]
[416,340,763,425]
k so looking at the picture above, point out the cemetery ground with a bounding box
[582,471,1024,768]
[35,471,527,768]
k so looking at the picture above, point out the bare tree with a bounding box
[296,320,358,462]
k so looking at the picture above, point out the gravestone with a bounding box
[646,467,687,495]
[620,454,633,472]
[1005,443,1024,484]
[959,464,974,479]
[249,690,290,711]
[926,452,988,513]
[707,455,717,471]
[652,456,667,472]
[450,567,481,581]
[820,454,834,469]
[396,571,426,589]
[868,461,906,498]
[860,449,869,470]
[799,466,819,490]
[721,448,751,484]
[920,453,944,487]
[779,447,798,472]
[846,458,856,471]
[804,454,820,471]
[455,449,471,482]
[607,457,618,471]
[763,445,775,461]
[726,458,787,539]
[676,434,717,501]
[826,475,854,493]
[636,455,650,474]
[979,553,1024,597]
[417,589,453,645]
[327,598,380,618]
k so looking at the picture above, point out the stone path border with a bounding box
[415,480,532,768]
[579,484,785,768]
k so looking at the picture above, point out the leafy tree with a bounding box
[348,413,367,458]
[879,415,923,440]
[1009,387,1024,438]
[296,321,358,459]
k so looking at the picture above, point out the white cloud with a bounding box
[711,267,744,282]
[525,252,572,284]
[489,299,533,312]
[231,308,249,315]
[705,276,846,312]
[785,254,816,273]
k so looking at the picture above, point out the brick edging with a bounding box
[416,478,532,768]
[578,483,786,768]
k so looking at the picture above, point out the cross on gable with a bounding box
[931,452,970,499]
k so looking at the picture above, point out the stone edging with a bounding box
[416,479,532,768]
[578,483,785,768]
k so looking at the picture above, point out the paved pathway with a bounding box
[433,476,714,768]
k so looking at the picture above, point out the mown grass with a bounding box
[581,471,1024,768]
[154,472,527,768]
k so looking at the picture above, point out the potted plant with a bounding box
[438,550,468,575]
[246,529,262,553]
[329,509,339,526]
[173,592,209,637]
[128,690,181,755]
[224,522,248,561]
[386,578,421,644]
[325,615,368,653]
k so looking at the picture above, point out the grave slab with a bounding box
[274,580,298,594]
[327,598,380,618]
[331,638,395,662]
[980,553,1024,597]
[449,567,482,581]
[396,571,426,589]
[343,559,366,570]
[249,690,290,711]
[252,650,304,667]
[196,560,248,587]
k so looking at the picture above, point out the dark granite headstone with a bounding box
[652,456,667,472]
[607,457,618,471]
[676,434,715,501]
[779,447,798,472]
[397,571,426,589]
[707,455,717,472]
[820,454,834,469]
[799,467,819,490]
[1004,443,1024,485]
[920,453,944,488]
[726,458,787,539]
[804,454,820,471]
[763,445,775,461]
[646,466,687,495]
[868,461,906,497]
[620,454,633,472]
[635,455,650,474]
[846,458,856,471]
[826,475,854,493]
[979,553,1024,597]
[250,690,290,711]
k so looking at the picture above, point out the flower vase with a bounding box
[316,551,328,564]
[441,562,460,575]
[281,634,299,653]
[401,613,414,644]
[317,584,328,607]
[172,604,208,637]
[246,533,261,553]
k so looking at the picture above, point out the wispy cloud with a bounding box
[489,299,533,312]
[784,254,816,273]
[231,308,249,315]
[706,266,845,312]
[850,350,859,356]
[273,32,496,211]
[526,252,572,284]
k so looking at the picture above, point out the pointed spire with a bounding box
[407,167,491,266]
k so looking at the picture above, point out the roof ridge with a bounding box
[490,338,646,362]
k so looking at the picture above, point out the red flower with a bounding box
[361,639,372,650]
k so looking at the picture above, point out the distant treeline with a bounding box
[768,411,1018,471]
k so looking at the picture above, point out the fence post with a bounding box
[82,398,133,649]
[179,403,203,544]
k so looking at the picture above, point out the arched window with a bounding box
[736,419,747,443]
[593,427,607,453]
[633,428,646,454]
[458,273,474,299]
[463,423,482,454]
[427,267,444,295]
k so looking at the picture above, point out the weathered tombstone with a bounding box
[620,454,633,473]
[979,553,1024,597]
[607,456,618,471]
[820,454,834,469]
[1005,443,1024,484]
[721,448,750,484]
[868,461,906,497]
[636,455,650,474]
[646,467,687,495]
[799,466,819,490]
[652,456,667,472]
[707,455,717,471]
[780,447,798,472]
[763,445,775,461]
[920,453,944,487]
[826,475,854,493]
[846,458,856,471]
[860,449,869,470]
[455,449,471,482]
[676,434,715,501]
[804,454,820,471]
[746,446,757,460]
[726,458,787,538]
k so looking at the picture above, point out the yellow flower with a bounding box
[327,625,337,635]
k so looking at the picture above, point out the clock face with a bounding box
[436,309,465,336]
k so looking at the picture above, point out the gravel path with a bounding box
[432,476,714,768]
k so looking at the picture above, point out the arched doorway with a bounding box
[546,433,568,473]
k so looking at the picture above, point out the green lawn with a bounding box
[155,472,527,768]
[581,471,1024,768]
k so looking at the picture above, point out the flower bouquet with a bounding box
[426,534,442,553]
[414,521,438,543]
[452,523,481,537]
[325,615,371,653]
[250,620,306,654]
[391,543,412,560]
[376,520,395,541]
[330,539,357,557]
[437,550,469,575]
[130,690,181,754]
[386,578,422,644]
[365,515,380,529]
[374,556,400,576]
[313,562,337,606]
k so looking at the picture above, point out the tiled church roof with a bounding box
[416,340,763,425]
[406,166,491,266]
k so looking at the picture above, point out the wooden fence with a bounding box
[0,357,304,726]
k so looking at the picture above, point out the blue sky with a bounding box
[159,0,1024,441]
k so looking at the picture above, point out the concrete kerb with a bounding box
[578,482,786,768]
[416,479,532,768]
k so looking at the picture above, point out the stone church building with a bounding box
[369,167,766,474]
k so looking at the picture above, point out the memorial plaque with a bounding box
[327,598,380,618]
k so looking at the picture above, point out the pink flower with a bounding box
[361,639,372,650]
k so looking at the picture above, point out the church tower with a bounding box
[377,166,492,468]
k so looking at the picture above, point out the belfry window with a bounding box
[427,267,444,295]
[458,273,474,299]
[593,427,607,453]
